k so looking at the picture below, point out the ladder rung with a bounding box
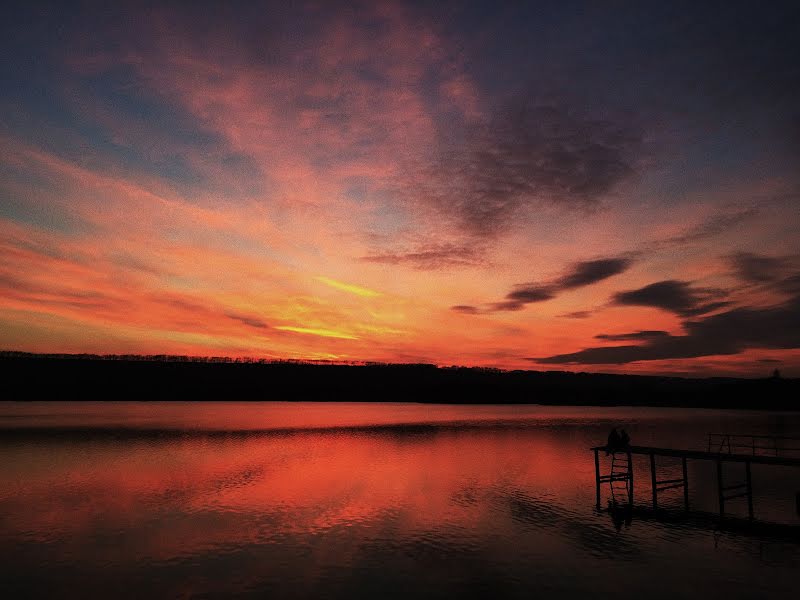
[722,483,747,491]
[656,478,684,485]
[723,491,749,500]
[656,482,686,492]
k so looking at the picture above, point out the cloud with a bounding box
[649,208,759,249]
[466,256,632,314]
[451,305,480,314]
[778,273,800,296]
[729,252,793,283]
[361,242,484,270]
[487,301,529,312]
[274,326,359,340]
[315,276,381,298]
[595,330,669,342]
[560,310,592,319]
[612,280,729,317]
[534,295,800,365]
[507,286,556,303]
[481,286,556,313]
[403,103,640,236]
[226,312,269,329]
[557,257,632,289]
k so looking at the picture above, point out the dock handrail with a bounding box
[592,439,800,520]
[707,433,800,457]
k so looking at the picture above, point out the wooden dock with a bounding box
[591,435,800,520]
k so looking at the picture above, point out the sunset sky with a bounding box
[1,1,799,376]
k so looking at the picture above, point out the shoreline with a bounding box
[2,353,797,409]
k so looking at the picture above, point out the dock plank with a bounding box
[590,445,800,467]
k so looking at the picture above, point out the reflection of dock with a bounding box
[591,435,800,520]
[604,504,800,542]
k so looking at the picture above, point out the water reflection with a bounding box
[0,402,799,598]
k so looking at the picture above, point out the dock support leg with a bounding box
[627,450,634,506]
[717,460,724,517]
[746,461,753,520]
[594,448,601,508]
[650,453,657,510]
[682,457,689,511]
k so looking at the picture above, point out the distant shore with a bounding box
[1,351,797,409]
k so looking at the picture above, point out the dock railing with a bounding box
[594,435,800,521]
[707,433,800,458]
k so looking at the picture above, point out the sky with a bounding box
[1,0,799,377]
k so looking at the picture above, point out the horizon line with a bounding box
[0,350,789,382]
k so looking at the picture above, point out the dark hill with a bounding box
[1,351,797,409]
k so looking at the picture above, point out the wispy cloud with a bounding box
[451,305,481,315]
[274,326,359,340]
[226,312,269,329]
[455,256,633,314]
[648,208,759,249]
[361,242,485,270]
[560,310,592,319]
[315,276,381,298]
[402,102,641,236]
[611,280,729,317]
[595,330,669,342]
[556,258,632,289]
[729,252,794,283]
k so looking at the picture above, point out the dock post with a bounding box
[682,457,689,511]
[627,450,634,506]
[594,448,601,508]
[746,461,754,520]
[650,453,657,510]
[717,460,724,516]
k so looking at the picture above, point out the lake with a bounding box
[1,402,799,599]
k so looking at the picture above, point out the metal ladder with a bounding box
[608,452,632,505]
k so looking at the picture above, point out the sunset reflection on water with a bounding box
[1,403,799,598]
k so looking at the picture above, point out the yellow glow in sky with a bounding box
[315,276,382,298]
[275,325,360,340]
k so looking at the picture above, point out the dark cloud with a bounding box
[451,305,480,314]
[475,256,632,313]
[361,243,484,270]
[486,285,555,313]
[507,286,556,303]
[778,273,800,296]
[727,253,800,300]
[557,258,632,289]
[612,280,729,317]
[488,301,530,312]
[226,312,269,329]
[534,295,800,365]
[560,310,592,319]
[729,252,792,283]
[732,253,786,283]
[405,103,640,236]
[595,330,669,342]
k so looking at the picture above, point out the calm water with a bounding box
[1,402,799,599]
